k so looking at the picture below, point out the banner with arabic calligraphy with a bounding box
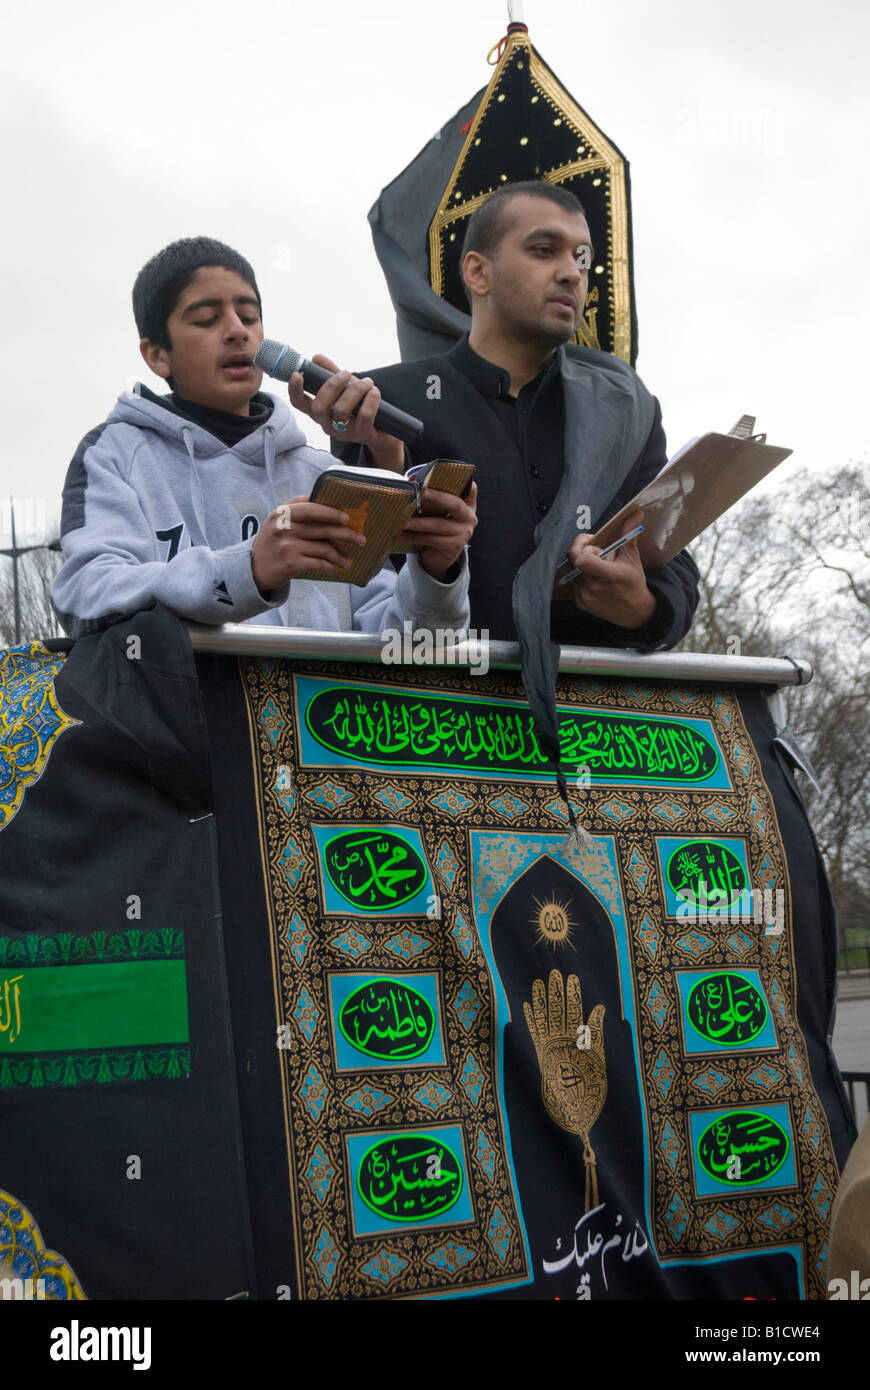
[0,611,854,1299]
[212,652,852,1302]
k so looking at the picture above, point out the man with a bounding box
[320,181,698,650]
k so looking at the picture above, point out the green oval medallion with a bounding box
[667,840,746,910]
[697,1110,789,1185]
[324,830,427,910]
[356,1134,463,1222]
[687,973,768,1046]
[340,978,435,1060]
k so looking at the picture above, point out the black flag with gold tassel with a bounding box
[369,17,637,363]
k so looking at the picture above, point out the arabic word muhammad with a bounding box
[0,975,22,1044]
[339,979,435,1061]
[697,1111,789,1185]
[324,830,427,910]
[524,970,607,1212]
[687,973,767,1046]
[307,687,719,781]
[543,1203,650,1294]
[356,1135,463,1222]
[668,840,746,910]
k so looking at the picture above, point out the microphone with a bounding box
[254,338,423,445]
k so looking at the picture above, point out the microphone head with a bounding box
[254,339,303,381]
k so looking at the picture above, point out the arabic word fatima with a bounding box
[339,979,435,1062]
[306,687,719,781]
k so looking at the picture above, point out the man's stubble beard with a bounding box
[493,308,576,356]
[497,296,580,354]
[531,322,578,352]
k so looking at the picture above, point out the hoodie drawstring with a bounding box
[182,421,280,544]
[263,425,278,512]
[181,426,209,546]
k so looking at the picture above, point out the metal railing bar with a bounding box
[186,623,813,688]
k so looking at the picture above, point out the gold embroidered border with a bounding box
[239,658,839,1299]
[427,29,632,362]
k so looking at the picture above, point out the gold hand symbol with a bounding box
[524,969,607,1211]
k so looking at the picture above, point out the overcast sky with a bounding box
[2,0,867,544]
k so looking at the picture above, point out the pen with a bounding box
[557,524,644,585]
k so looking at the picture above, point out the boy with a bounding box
[52,237,477,638]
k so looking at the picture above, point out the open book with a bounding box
[554,416,792,587]
[300,458,475,585]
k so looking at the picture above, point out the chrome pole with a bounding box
[186,623,812,688]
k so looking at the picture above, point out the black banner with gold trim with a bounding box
[370,23,637,363]
[0,611,253,1300]
[0,611,853,1299]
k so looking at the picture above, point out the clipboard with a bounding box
[556,417,792,585]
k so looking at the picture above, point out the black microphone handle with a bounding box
[297,358,423,446]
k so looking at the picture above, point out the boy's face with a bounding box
[140,266,264,415]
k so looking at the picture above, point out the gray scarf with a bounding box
[512,345,655,840]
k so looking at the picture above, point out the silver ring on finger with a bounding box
[333,418,350,433]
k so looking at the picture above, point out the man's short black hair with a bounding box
[132,236,262,348]
[460,181,587,297]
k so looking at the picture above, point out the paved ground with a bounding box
[831,983,870,1128]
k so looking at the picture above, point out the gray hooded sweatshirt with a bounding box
[52,387,470,639]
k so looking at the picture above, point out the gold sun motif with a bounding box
[532,895,577,951]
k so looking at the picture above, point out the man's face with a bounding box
[142,266,264,415]
[468,196,593,350]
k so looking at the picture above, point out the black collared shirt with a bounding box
[333,336,696,647]
[450,338,565,522]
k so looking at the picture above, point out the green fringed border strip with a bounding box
[0,928,184,968]
[0,1046,191,1089]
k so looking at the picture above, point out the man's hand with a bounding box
[288,354,405,473]
[567,510,657,629]
[396,483,479,582]
[251,495,367,592]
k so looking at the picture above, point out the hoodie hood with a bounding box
[110,385,309,462]
[107,387,312,543]
[54,373,471,641]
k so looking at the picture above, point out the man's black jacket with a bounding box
[334,338,699,648]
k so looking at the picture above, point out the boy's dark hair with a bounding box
[132,236,262,348]
[460,181,587,301]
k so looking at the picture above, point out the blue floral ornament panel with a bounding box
[0,644,79,834]
[240,658,848,1301]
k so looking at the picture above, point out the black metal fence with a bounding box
[841,1072,870,1128]
[838,948,870,974]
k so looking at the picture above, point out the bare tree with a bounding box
[678,493,799,657]
[679,462,870,952]
[0,541,65,646]
[776,463,870,624]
